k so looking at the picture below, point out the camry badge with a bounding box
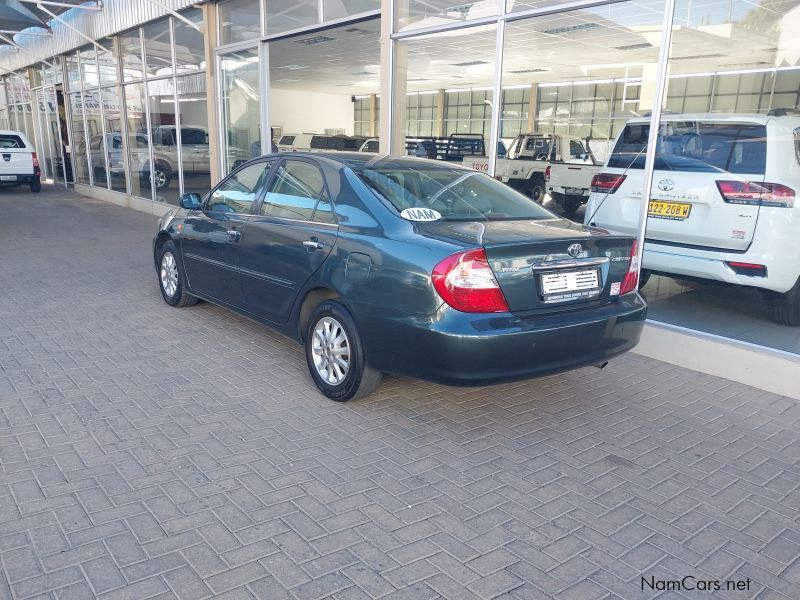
[657,178,674,192]
[567,243,583,258]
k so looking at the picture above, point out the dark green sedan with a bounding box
[153,153,646,401]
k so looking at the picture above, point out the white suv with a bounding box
[585,111,800,326]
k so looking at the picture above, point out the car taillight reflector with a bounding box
[545,165,551,182]
[591,173,626,194]
[716,180,794,208]
[726,261,767,277]
[620,239,639,295]
[432,248,509,313]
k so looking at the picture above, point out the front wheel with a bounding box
[764,277,800,326]
[151,162,172,191]
[157,240,199,307]
[305,301,381,401]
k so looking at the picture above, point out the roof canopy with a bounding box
[0,0,89,46]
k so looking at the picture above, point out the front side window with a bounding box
[207,160,273,213]
[262,160,331,222]
[181,128,207,145]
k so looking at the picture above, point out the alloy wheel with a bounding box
[311,316,350,386]
[160,251,178,298]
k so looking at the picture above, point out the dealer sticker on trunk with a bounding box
[401,208,441,222]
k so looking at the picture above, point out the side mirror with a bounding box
[180,193,202,210]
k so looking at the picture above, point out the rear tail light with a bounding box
[432,248,509,313]
[591,173,626,194]
[716,180,794,208]
[545,165,551,182]
[726,261,767,277]
[31,152,40,176]
[619,239,639,295]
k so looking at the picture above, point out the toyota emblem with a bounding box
[657,178,674,192]
[567,243,583,258]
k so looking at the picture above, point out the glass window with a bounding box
[79,47,98,88]
[323,0,379,20]
[143,18,174,78]
[120,29,144,81]
[396,1,498,33]
[102,87,126,193]
[177,73,212,197]
[124,83,149,198]
[219,0,262,45]
[207,160,273,213]
[97,38,117,85]
[147,78,179,204]
[262,160,328,221]
[174,8,205,73]
[69,93,90,185]
[266,0,318,34]
[220,48,261,174]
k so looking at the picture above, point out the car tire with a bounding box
[305,301,381,401]
[156,240,199,308]
[764,277,800,327]
[529,178,546,204]
[29,179,41,193]
[563,195,582,214]
[152,162,172,191]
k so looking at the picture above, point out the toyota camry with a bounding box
[153,153,646,401]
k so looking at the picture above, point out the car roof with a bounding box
[625,112,800,125]
[294,152,474,171]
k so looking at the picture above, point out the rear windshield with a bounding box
[608,121,767,174]
[279,135,295,145]
[0,134,25,148]
[354,164,554,221]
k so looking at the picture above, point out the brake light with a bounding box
[31,152,40,176]
[619,239,639,295]
[726,261,767,277]
[716,180,794,208]
[432,248,509,313]
[545,165,551,182]
[591,173,626,194]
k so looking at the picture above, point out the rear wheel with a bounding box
[305,301,381,401]
[29,179,41,193]
[764,277,800,326]
[151,162,172,191]
[157,240,199,307]
[529,177,545,204]
[563,195,582,214]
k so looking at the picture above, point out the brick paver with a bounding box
[1,185,799,599]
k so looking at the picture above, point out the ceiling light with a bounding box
[510,68,548,74]
[451,60,489,67]
[293,35,334,45]
[542,23,601,35]
[614,42,653,51]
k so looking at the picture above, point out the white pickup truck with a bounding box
[468,133,601,211]
[0,130,41,192]
[545,150,604,214]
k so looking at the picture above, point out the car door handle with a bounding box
[226,229,241,240]
[303,240,325,251]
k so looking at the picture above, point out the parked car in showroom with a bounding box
[0,130,41,192]
[585,110,800,326]
[153,153,646,400]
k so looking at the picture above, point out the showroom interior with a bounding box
[0,0,798,377]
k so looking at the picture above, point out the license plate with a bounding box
[0,175,17,181]
[648,200,691,220]
[541,269,599,296]
[564,187,584,195]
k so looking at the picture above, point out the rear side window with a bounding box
[0,134,25,148]
[608,121,767,174]
[181,128,207,144]
[310,136,330,150]
[279,135,295,145]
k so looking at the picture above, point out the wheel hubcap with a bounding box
[154,170,166,187]
[311,317,350,386]
[160,252,178,298]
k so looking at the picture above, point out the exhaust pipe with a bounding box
[593,361,609,369]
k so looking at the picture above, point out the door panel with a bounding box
[180,160,274,306]
[239,159,338,323]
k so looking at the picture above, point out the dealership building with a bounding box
[0,0,798,390]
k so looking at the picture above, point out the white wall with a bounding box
[270,88,354,136]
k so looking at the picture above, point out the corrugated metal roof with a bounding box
[0,0,198,73]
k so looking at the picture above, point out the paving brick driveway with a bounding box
[1,185,799,600]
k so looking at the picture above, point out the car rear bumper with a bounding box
[355,295,647,386]
[0,173,38,183]
[644,238,800,293]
